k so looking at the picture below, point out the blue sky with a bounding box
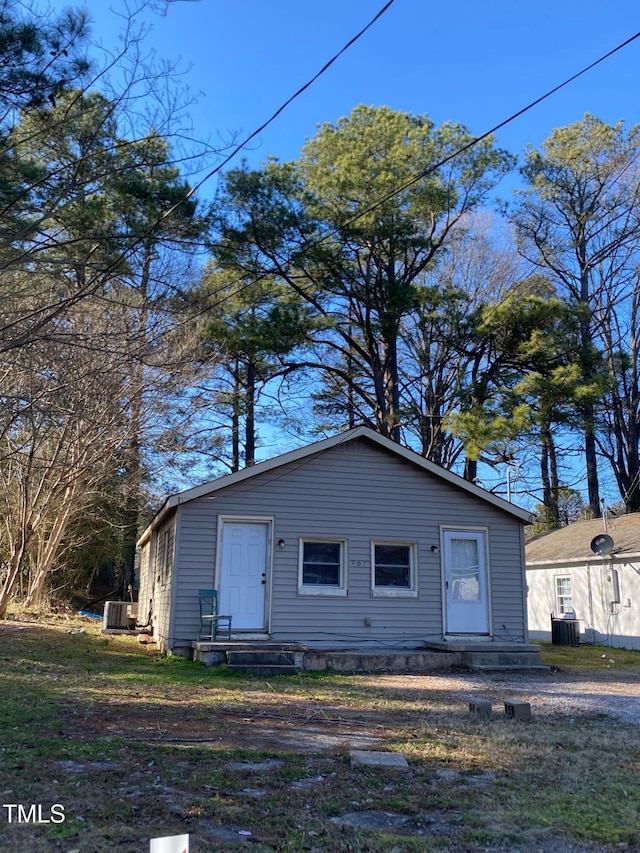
[47,0,640,503]
[57,0,640,195]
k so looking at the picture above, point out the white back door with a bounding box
[218,521,269,630]
[443,529,490,635]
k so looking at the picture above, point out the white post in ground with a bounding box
[150,835,189,853]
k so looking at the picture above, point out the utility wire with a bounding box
[0,0,397,348]
[158,0,398,219]
[187,28,640,324]
[184,27,640,499]
[337,29,640,225]
[8,21,640,360]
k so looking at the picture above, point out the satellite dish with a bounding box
[591,533,614,555]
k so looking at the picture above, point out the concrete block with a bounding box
[193,648,226,667]
[350,751,409,769]
[469,698,492,719]
[504,699,532,721]
[302,652,327,671]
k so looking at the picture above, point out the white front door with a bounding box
[443,529,490,635]
[218,521,269,630]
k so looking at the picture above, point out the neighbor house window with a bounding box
[299,540,347,595]
[555,576,574,615]
[371,542,417,597]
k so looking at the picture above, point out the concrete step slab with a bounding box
[227,650,302,666]
[227,664,300,675]
[350,750,409,768]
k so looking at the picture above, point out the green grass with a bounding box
[1,619,639,851]
[537,639,640,669]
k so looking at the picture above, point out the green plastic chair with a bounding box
[198,589,232,641]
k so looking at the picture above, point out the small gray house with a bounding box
[136,426,533,657]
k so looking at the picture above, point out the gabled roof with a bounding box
[138,426,532,545]
[526,512,640,566]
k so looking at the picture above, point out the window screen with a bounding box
[302,541,342,586]
[373,543,411,588]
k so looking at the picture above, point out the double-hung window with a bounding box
[299,539,347,595]
[555,575,574,616]
[371,542,417,597]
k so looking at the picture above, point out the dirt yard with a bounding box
[2,619,640,852]
[51,641,640,753]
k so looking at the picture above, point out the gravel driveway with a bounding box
[376,668,640,725]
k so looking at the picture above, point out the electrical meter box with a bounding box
[603,567,620,608]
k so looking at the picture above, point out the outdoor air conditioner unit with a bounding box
[103,601,138,630]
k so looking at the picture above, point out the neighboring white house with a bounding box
[137,426,533,656]
[526,512,640,650]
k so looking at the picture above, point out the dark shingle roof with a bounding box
[526,512,640,564]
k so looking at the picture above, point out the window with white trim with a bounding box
[555,575,574,615]
[371,542,417,596]
[299,539,347,595]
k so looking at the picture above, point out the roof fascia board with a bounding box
[527,551,640,568]
[137,498,173,546]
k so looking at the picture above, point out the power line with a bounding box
[9,21,640,362]
[0,0,397,349]
[343,29,640,225]
[158,0,398,220]
[186,28,640,325]
[183,27,640,495]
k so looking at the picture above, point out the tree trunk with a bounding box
[346,321,356,430]
[624,474,640,512]
[24,480,77,607]
[0,552,26,617]
[245,360,256,467]
[578,235,601,518]
[464,457,478,483]
[120,243,152,597]
[540,418,560,528]
[549,429,560,522]
[584,406,601,517]
[231,362,240,473]
[382,326,401,442]
[0,507,31,616]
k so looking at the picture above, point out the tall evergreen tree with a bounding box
[212,106,514,445]
[197,268,314,470]
[512,115,640,516]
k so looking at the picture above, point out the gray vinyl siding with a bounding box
[169,501,218,649]
[518,524,529,643]
[137,540,152,625]
[142,514,176,651]
[167,437,527,649]
[481,519,528,642]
